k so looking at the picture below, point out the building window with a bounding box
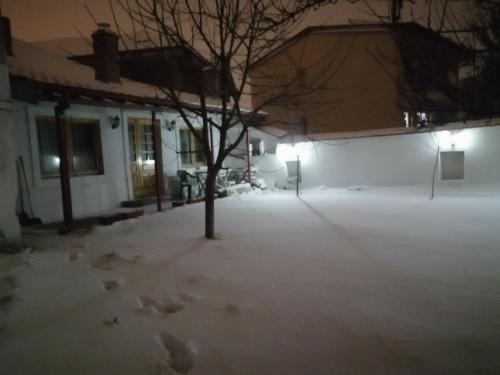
[440,151,464,180]
[250,138,263,156]
[179,128,205,166]
[36,116,103,178]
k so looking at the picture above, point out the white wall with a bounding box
[14,101,217,223]
[0,63,21,243]
[15,102,165,222]
[247,124,500,190]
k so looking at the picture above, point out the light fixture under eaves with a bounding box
[110,115,120,129]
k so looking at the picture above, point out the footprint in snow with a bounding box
[219,303,240,314]
[138,296,184,314]
[91,253,144,270]
[102,280,124,291]
[67,253,84,262]
[177,292,205,304]
[156,332,195,374]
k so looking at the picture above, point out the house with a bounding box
[233,23,500,191]
[249,22,473,135]
[0,17,223,243]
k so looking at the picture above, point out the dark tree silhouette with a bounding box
[465,0,500,113]
[111,0,341,238]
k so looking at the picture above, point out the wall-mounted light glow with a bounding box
[276,142,314,163]
[436,129,472,150]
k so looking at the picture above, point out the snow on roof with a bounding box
[8,38,259,114]
[8,38,166,101]
[35,36,92,57]
[278,120,500,143]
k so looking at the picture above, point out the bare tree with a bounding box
[361,0,500,198]
[358,1,485,134]
[110,0,342,238]
[366,0,500,122]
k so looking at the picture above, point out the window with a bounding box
[250,138,263,156]
[440,151,464,180]
[36,116,103,178]
[179,128,205,166]
[128,119,157,164]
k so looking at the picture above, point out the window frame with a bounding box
[179,127,206,167]
[36,115,104,179]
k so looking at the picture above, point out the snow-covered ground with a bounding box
[1,186,500,374]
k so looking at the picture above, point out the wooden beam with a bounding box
[152,110,163,212]
[55,100,73,233]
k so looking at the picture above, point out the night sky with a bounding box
[0,0,453,42]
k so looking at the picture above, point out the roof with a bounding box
[35,31,212,62]
[6,38,226,111]
[8,38,165,103]
[68,46,219,96]
[250,22,473,69]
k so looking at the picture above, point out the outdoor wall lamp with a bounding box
[110,115,120,129]
[436,129,472,150]
[165,119,176,131]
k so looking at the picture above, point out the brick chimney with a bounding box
[92,23,120,83]
[0,12,13,57]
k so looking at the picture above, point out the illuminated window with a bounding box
[36,116,103,178]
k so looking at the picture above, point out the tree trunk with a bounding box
[204,168,217,239]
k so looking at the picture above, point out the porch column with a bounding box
[55,101,73,233]
[151,110,163,211]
